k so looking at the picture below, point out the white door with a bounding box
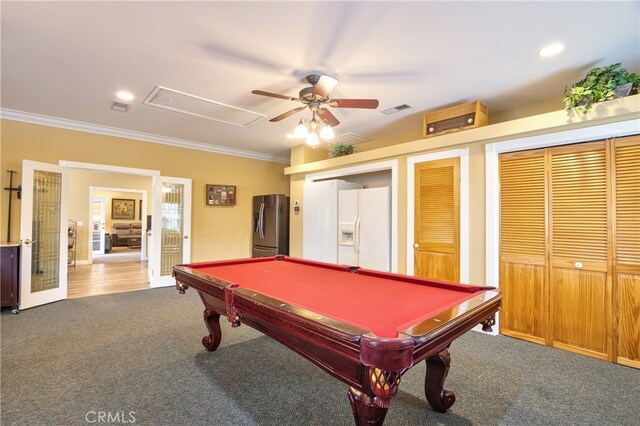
[91,197,106,255]
[150,176,192,287]
[358,187,390,271]
[19,160,69,309]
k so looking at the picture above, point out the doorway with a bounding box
[69,185,149,299]
[89,187,148,264]
[20,159,193,308]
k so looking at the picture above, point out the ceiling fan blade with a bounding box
[251,90,298,101]
[312,75,339,98]
[316,108,340,127]
[269,106,307,122]
[329,99,379,109]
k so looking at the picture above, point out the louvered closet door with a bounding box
[550,141,611,360]
[499,150,547,344]
[613,136,640,368]
[414,158,460,281]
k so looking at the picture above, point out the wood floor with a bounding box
[67,259,150,299]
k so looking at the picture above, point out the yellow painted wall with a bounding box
[0,119,290,262]
[287,95,640,285]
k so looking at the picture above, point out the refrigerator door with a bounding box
[338,189,359,266]
[261,194,279,248]
[357,187,391,271]
[276,194,290,255]
[252,195,265,243]
[252,194,289,257]
[303,180,362,263]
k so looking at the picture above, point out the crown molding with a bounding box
[0,108,290,164]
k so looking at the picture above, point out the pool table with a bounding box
[173,256,501,425]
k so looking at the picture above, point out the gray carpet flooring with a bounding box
[1,287,638,425]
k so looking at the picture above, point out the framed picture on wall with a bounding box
[206,184,236,206]
[139,200,143,220]
[112,198,135,219]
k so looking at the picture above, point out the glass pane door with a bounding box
[20,160,68,309]
[150,176,191,287]
[160,183,184,276]
[91,197,106,254]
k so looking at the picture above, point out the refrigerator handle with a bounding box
[259,202,265,239]
[354,216,361,254]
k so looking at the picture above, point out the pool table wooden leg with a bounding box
[201,308,222,351]
[424,348,455,412]
[348,387,389,426]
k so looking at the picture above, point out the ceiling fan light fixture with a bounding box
[319,124,334,140]
[306,132,320,146]
[294,119,308,138]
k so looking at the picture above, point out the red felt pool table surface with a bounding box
[189,257,485,338]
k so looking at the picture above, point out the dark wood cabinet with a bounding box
[1,244,20,314]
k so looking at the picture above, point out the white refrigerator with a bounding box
[338,187,390,271]
[303,179,362,263]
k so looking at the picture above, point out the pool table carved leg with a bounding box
[201,308,222,351]
[348,387,389,425]
[424,348,455,412]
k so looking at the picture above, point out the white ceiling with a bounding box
[2,1,639,163]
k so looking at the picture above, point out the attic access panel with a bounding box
[144,86,265,127]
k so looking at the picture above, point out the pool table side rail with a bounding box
[410,292,501,363]
[402,290,501,338]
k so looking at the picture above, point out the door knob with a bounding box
[183,235,189,239]
[413,243,419,248]
[575,261,583,269]
[23,239,35,245]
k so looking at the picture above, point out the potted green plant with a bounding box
[328,142,355,158]
[563,63,639,114]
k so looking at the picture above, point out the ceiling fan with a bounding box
[251,74,379,127]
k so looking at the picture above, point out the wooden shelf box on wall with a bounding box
[423,100,488,138]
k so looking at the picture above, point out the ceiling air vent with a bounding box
[381,104,413,115]
[111,101,129,112]
[144,86,265,127]
[332,133,368,145]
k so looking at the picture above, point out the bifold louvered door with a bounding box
[414,158,460,282]
[613,136,640,368]
[549,142,610,359]
[499,136,639,366]
[499,150,548,344]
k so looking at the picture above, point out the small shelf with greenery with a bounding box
[563,63,639,114]
[328,142,355,158]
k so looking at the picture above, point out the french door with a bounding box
[19,160,69,309]
[91,197,106,255]
[149,176,192,287]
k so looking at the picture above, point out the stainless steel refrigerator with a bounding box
[252,194,289,257]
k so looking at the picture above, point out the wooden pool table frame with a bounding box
[173,256,501,425]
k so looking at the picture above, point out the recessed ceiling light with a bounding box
[116,90,134,101]
[538,42,564,57]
